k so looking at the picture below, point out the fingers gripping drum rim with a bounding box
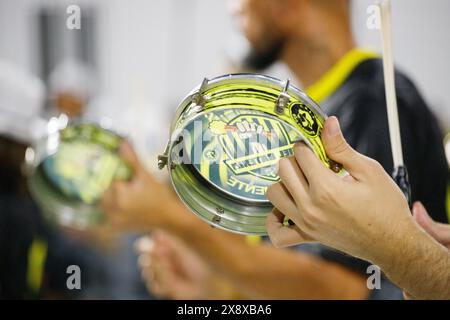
[160,74,341,236]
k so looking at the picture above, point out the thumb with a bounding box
[322,116,367,176]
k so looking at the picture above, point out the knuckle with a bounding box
[299,211,315,228]
[366,158,383,172]
[277,158,289,177]
[299,207,322,228]
[268,234,280,247]
[293,143,304,156]
[271,236,288,249]
[266,184,277,201]
[311,185,333,205]
[328,139,350,155]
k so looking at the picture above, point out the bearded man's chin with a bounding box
[240,38,285,72]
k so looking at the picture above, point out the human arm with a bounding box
[402,201,450,299]
[100,143,368,299]
[266,116,450,299]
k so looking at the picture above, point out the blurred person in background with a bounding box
[0,59,149,299]
[47,58,94,118]
[0,60,86,299]
[0,60,47,298]
[101,0,448,300]
[0,60,104,299]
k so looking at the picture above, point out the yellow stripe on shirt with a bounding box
[306,48,379,104]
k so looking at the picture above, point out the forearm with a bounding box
[159,202,368,299]
[217,243,369,299]
[373,221,450,299]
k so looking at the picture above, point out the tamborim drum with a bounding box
[26,118,131,229]
[159,74,340,235]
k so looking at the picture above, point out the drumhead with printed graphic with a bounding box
[163,74,335,235]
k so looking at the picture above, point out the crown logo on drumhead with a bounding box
[290,103,320,137]
[209,114,295,182]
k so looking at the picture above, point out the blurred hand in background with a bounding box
[135,231,240,300]
[413,201,450,250]
[100,142,181,232]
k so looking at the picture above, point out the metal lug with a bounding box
[275,79,291,114]
[157,155,168,170]
[191,77,209,108]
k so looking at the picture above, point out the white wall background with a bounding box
[1,0,449,161]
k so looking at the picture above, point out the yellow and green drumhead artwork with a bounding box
[183,108,306,203]
[27,123,132,230]
[165,74,333,235]
[41,124,130,205]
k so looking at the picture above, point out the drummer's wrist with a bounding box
[367,216,422,271]
[373,220,450,299]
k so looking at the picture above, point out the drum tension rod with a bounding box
[191,78,209,109]
[157,143,170,170]
[275,79,291,115]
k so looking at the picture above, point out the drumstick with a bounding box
[378,0,403,167]
[377,0,411,205]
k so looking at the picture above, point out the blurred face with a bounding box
[229,0,288,70]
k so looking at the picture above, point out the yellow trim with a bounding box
[306,48,379,104]
[27,237,48,294]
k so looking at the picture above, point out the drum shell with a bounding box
[26,120,126,230]
[164,74,330,235]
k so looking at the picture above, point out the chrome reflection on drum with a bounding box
[26,119,131,229]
